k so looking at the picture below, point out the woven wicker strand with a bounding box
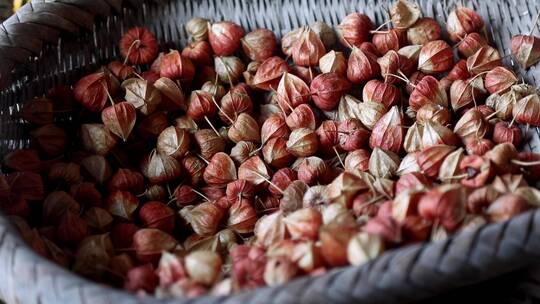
[2,0,540,303]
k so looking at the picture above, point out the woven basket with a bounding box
[2,0,540,303]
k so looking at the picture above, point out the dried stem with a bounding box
[511,159,540,166]
[190,187,211,202]
[122,39,141,65]
[252,170,284,194]
[333,146,345,168]
[204,116,222,138]
[529,10,540,36]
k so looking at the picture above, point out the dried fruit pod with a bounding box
[398,45,422,64]
[240,28,277,62]
[283,208,323,240]
[310,72,351,111]
[83,207,113,231]
[48,162,80,185]
[338,94,362,121]
[485,67,517,94]
[417,144,456,178]
[185,251,223,286]
[203,152,237,185]
[409,75,448,111]
[484,143,520,174]
[252,56,290,91]
[81,155,112,184]
[347,231,385,266]
[73,234,114,279]
[446,7,484,42]
[262,138,295,169]
[441,59,470,90]
[268,168,297,197]
[369,147,401,178]
[362,79,400,109]
[347,47,381,84]
[390,0,421,28]
[415,103,451,126]
[512,93,540,126]
[187,90,217,122]
[253,210,286,247]
[138,111,168,139]
[108,61,135,82]
[449,78,485,111]
[156,126,190,159]
[281,28,303,56]
[418,40,454,73]
[458,32,488,57]
[286,128,319,157]
[279,180,309,213]
[316,120,339,155]
[159,50,196,83]
[104,190,139,221]
[286,104,317,130]
[122,78,162,115]
[486,193,530,222]
[297,157,329,185]
[180,202,225,237]
[344,149,370,173]
[418,184,466,231]
[453,108,489,143]
[395,172,432,195]
[180,155,206,186]
[230,140,259,164]
[80,124,117,156]
[320,223,358,266]
[208,21,245,56]
[422,121,460,148]
[227,198,258,233]
[141,150,182,184]
[493,121,522,146]
[261,115,289,144]
[228,113,261,143]
[337,13,374,48]
[139,201,175,233]
[438,147,465,183]
[73,72,118,112]
[154,77,187,111]
[377,50,414,83]
[466,138,494,156]
[22,97,54,125]
[357,100,386,130]
[372,29,406,55]
[404,122,423,153]
[220,84,254,124]
[182,40,213,66]
[119,27,158,65]
[319,50,347,75]
[101,102,136,142]
[304,185,329,210]
[369,106,404,154]
[3,149,42,173]
[397,152,421,175]
[459,155,495,188]
[133,228,178,263]
[214,56,245,84]
[338,118,370,151]
[511,34,540,69]
[184,18,208,43]
[466,46,502,75]
[277,72,310,111]
[292,27,326,67]
[407,17,441,45]
[238,156,271,188]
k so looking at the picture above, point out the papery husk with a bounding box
[368,148,401,178]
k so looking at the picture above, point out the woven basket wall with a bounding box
[2,0,540,303]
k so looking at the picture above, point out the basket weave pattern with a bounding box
[1,0,540,303]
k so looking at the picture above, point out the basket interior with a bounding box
[1,0,540,155]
